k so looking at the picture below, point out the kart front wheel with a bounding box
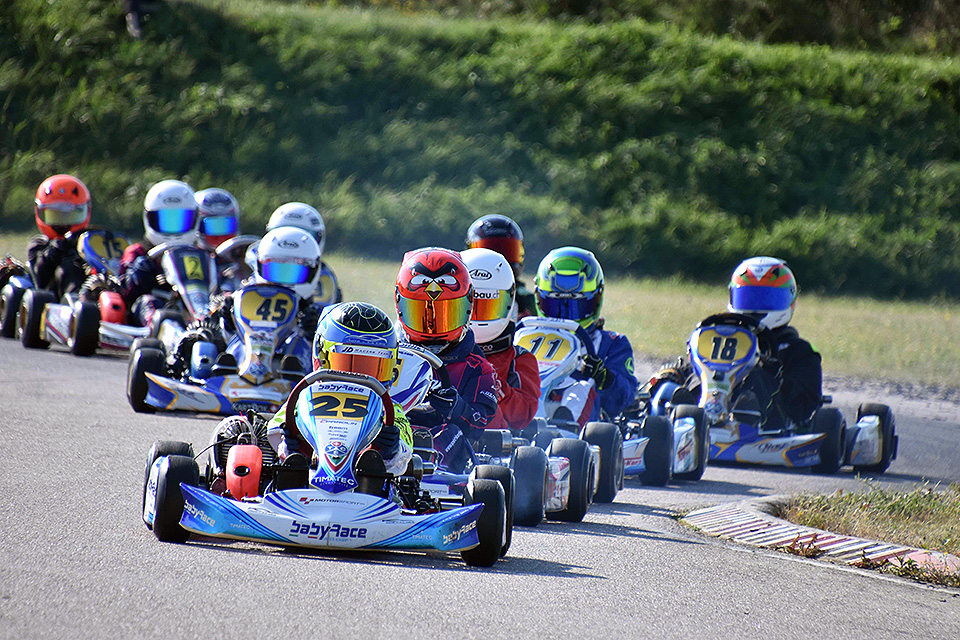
[69,301,100,356]
[0,284,25,338]
[672,405,709,482]
[18,289,56,349]
[510,446,548,527]
[854,403,896,475]
[128,347,165,413]
[811,407,846,474]
[142,441,195,529]
[152,455,200,543]
[461,478,506,568]
[546,438,593,523]
[639,416,673,486]
[472,464,514,557]
[581,421,623,503]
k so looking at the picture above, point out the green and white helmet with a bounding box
[534,246,604,330]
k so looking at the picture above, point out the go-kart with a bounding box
[142,370,510,567]
[14,229,130,355]
[127,282,309,415]
[17,239,217,356]
[658,312,898,474]
[0,256,33,339]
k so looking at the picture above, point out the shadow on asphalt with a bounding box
[184,536,603,578]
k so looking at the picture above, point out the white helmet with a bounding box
[461,247,516,344]
[266,202,325,255]
[255,227,321,300]
[143,179,198,247]
[195,188,240,251]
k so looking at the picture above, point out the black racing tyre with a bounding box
[854,403,896,475]
[581,421,623,503]
[472,464,514,557]
[128,347,165,413]
[546,438,593,523]
[0,284,24,338]
[69,301,100,356]
[152,455,200,543]
[130,337,163,356]
[672,405,709,482]
[150,309,184,339]
[18,289,56,349]
[460,478,506,568]
[142,441,195,529]
[811,407,846,474]
[510,446,548,527]
[639,416,674,486]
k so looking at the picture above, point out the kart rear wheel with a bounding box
[460,478,506,567]
[153,455,200,543]
[142,441,195,529]
[18,289,56,349]
[0,284,24,338]
[672,405,708,482]
[546,438,593,523]
[128,347,165,413]
[811,407,846,474]
[472,464,514,557]
[854,403,896,475]
[69,301,100,356]
[639,416,673,486]
[510,446,548,527]
[581,421,623,503]
[130,337,163,356]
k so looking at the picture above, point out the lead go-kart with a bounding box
[655,312,898,474]
[127,280,310,415]
[142,367,512,567]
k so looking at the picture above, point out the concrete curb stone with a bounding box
[681,496,960,575]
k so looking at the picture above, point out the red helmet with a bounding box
[395,247,473,346]
[35,174,91,239]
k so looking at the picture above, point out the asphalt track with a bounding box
[1,338,958,639]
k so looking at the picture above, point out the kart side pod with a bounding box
[227,444,263,499]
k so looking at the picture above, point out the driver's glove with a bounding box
[372,422,401,460]
[427,387,467,424]
[581,354,609,390]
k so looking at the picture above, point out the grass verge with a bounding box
[780,482,960,587]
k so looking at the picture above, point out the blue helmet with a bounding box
[312,302,398,384]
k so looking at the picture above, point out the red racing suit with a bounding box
[481,341,540,432]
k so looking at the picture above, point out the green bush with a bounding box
[3,0,960,298]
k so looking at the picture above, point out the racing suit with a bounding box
[27,234,87,298]
[118,242,165,326]
[403,329,499,474]
[478,330,540,432]
[546,319,637,424]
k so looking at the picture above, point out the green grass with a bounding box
[6,0,960,299]
[781,482,960,587]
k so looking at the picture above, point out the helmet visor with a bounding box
[36,202,89,226]
[730,285,794,312]
[397,296,471,335]
[469,236,523,267]
[147,208,197,234]
[200,215,238,237]
[324,343,396,382]
[537,291,601,322]
[471,288,513,322]
[260,260,312,286]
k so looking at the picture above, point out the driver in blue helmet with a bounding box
[266,302,413,490]
[534,246,637,424]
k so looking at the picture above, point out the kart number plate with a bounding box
[516,330,574,363]
[694,327,754,365]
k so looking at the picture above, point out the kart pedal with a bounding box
[356,449,389,498]
[271,453,308,491]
